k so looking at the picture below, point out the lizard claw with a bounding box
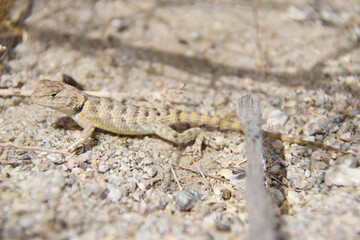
[67,143,85,154]
[182,142,203,156]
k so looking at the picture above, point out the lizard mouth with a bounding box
[31,96,56,109]
[31,97,45,106]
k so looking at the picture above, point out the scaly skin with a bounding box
[32,79,349,154]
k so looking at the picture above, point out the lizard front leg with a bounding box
[68,117,95,152]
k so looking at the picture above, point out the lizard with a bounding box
[31,79,350,154]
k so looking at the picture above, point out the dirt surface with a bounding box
[1,0,360,239]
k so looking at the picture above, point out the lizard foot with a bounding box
[183,134,228,156]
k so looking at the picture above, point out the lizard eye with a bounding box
[50,93,58,98]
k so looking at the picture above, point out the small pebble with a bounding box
[266,110,288,130]
[143,188,169,212]
[98,162,109,173]
[216,223,231,232]
[339,132,352,142]
[304,116,330,136]
[83,182,106,197]
[291,179,311,190]
[271,139,284,151]
[17,153,31,161]
[269,164,282,174]
[142,173,150,179]
[331,114,346,124]
[269,96,281,107]
[287,190,301,205]
[313,161,328,170]
[66,157,79,169]
[71,167,83,175]
[173,189,201,211]
[321,152,331,165]
[110,18,125,30]
[31,158,43,165]
[137,182,147,191]
[311,151,322,161]
[287,6,309,21]
[143,157,153,165]
[284,153,292,163]
[338,121,354,133]
[320,9,342,26]
[218,169,232,180]
[136,201,149,216]
[107,185,123,202]
[79,151,92,162]
[47,154,65,164]
[337,155,357,168]
[302,148,311,157]
[268,188,285,206]
[107,158,117,166]
[18,215,37,229]
[146,167,158,178]
[315,134,324,142]
[221,189,232,201]
[227,142,245,154]
[325,165,360,186]
[133,191,143,202]
[99,155,109,162]
[137,151,146,159]
[329,123,340,133]
[79,162,89,170]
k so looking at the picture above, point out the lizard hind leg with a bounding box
[153,124,223,154]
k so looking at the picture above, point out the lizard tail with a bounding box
[176,111,243,130]
[176,110,350,154]
[262,130,350,154]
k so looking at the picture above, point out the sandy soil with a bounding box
[1,0,360,239]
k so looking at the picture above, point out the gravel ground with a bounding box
[1,0,360,239]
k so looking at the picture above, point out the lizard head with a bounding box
[32,79,87,116]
